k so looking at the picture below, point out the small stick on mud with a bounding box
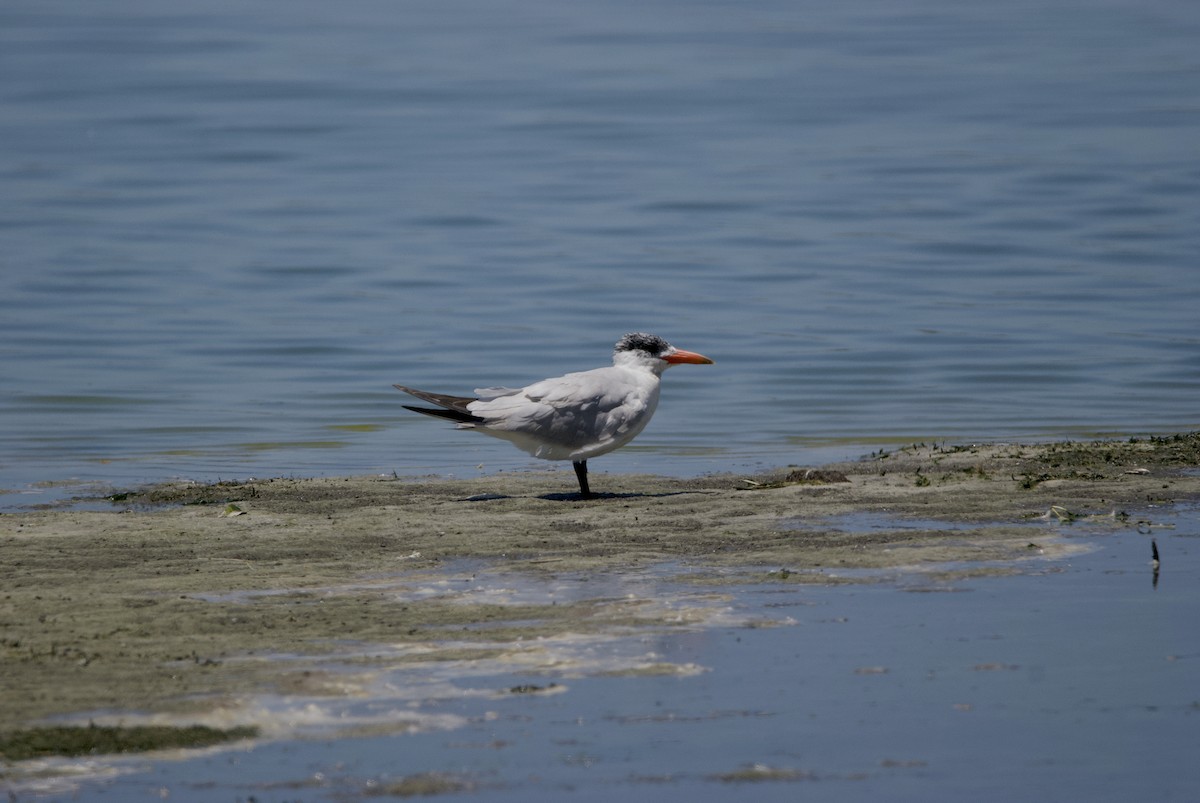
[1152,539,1161,589]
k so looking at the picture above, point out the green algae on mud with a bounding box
[1,434,1198,752]
[0,724,258,762]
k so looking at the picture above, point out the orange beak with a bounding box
[663,347,714,365]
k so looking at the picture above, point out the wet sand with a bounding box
[2,435,1198,746]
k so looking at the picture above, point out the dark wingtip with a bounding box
[401,404,484,424]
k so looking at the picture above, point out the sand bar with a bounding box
[2,435,1198,740]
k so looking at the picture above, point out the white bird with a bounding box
[394,332,714,498]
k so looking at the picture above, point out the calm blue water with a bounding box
[3,0,1199,498]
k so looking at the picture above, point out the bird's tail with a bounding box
[394,385,485,424]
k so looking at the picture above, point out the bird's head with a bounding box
[614,332,714,370]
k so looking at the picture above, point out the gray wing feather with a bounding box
[393,385,479,416]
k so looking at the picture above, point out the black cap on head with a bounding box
[615,332,672,357]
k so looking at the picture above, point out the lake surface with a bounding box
[2,0,1198,501]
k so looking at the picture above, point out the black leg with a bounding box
[572,460,592,498]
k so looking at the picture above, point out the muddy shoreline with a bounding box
[2,435,1198,750]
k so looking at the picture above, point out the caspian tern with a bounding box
[394,332,714,498]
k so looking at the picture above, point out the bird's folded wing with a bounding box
[473,386,523,400]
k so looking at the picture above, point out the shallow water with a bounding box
[13,504,1197,801]
[2,0,1199,501]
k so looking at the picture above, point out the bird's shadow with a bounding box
[458,490,701,503]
